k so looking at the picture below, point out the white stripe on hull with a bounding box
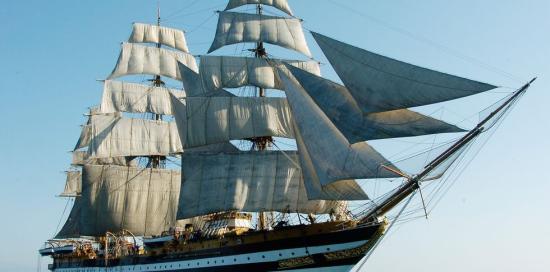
[54,240,367,272]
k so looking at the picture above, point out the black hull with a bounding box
[51,223,383,272]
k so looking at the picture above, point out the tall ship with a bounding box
[40,1,534,271]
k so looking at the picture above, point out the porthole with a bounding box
[234,258,237,262]
[262,255,265,258]
[247,257,250,260]
[291,252,295,255]
[326,247,330,251]
[279,253,282,257]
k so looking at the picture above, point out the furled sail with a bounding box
[99,80,186,115]
[71,151,136,167]
[129,23,190,53]
[79,164,181,236]
[209,12,312,57]
[108,43,198,81]
[277,68,400,198]
[87,114,182,158]
[170,96,294,149]
[285,64,465,143]
[225,0,293,16]
[59,171,82,197]
[311,32,497,113]
[177,151,347,219]
[178,62,236,97]
[199,56,320,91]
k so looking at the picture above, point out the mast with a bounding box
[362,78,536,223]
[149,2,165,168]
[254,3,270,229]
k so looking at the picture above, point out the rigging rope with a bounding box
[352,191,417,272]
[324,0,527,84]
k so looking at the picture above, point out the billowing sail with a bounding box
[129,23,190,53]
[312,32,496,113]
[87,115,182,158]
[225,0,293,16]
[108,43,198,81]
[209,12,312,57]
[55,198,82,239]
[59,171,82,197]
[71,151,136,167]
[199,56,320,91]
[74,124,92,151]
[178,62,236,97]
[177,151,348,219]
[170,96,294,148]
[99,80,186,115]
[285,64,465,143]
[277,67,400,198]
[79,164,181,236]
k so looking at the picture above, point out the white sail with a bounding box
[170,96,294,149]
[129,23,190,53]
[199,56,320,91]
[178,62,236,97]
[74,124,92,151]
[59,171,82,197]
[87,115,182,158]
[225,0,293,15]
[285,64,465,143]
[79,164,181,236]
[277,67,400,198]
[108,43,198,81]
[209,12,312,57]
[177,151,347,219]
[99,80,186,115]
[71,150,137,167]
[312,32,496,113]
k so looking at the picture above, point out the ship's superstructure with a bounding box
[40,1,534,271]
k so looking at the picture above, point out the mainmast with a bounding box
[253,3,271,229]
[149,3,166,168]
[362,78,536,223]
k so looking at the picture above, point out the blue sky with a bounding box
[0,1,548,271]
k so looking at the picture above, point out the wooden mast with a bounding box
[361,78,536,224]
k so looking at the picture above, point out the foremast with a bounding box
[361,78,536,224]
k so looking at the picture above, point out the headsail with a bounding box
[285,64,465,143]
[99,80,186,115]
[129,23,190,53]
[277,67,400,196]
[199,56,320,91]
[225,0,293,16]
[311,32,497,113]
[177,151,347,219]
[208,12,312,57]
[108,43,198,81]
